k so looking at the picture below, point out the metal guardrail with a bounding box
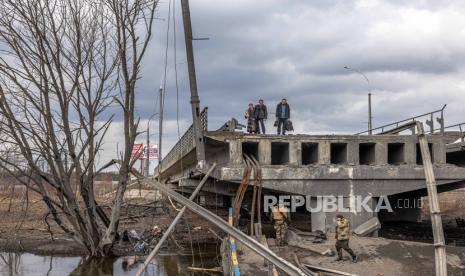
[355,104,447,135]
[437,122,465,142]
[156,107,208,174]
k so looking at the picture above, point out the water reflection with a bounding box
[0,252,218,275]
[0,252,81,276]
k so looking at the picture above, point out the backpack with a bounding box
[285,119,294,131]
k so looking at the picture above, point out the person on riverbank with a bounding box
[253,99,268,134]
[335,214,358,262]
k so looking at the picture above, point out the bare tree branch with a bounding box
[0,0,157,256]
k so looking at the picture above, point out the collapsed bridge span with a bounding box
[155,110,465,231]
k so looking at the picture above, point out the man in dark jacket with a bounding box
[253,99,268,134]
[276,98,290,135]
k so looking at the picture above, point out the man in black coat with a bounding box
[276,98,290,135]
[253,99,268,134]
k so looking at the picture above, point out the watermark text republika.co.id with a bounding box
[263,195,423,213]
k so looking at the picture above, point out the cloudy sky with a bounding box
[100,0,465,170]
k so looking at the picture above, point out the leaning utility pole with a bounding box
[181,0,206,165]
[416,122,447,276]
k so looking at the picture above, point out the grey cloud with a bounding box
[110,0,465,161]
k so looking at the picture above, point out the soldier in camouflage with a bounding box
[335,214,358,262]
[272,204,289,246]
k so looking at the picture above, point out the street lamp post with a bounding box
[158,86,164,180]
[344,66,373,135]
[146,113,158,177]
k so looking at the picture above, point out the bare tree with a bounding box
[99,0,157,254]
[0,0,157,257]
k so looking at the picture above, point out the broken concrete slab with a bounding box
[353,217,381,237]
[286,230,334,256]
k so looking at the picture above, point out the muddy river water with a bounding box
[0,251,219,275]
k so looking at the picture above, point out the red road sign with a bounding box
[131,143,144,160]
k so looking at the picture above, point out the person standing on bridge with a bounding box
[275,98,290,135]
[253,99,268,134]
[245,103,256,134]
[335,214,358,262]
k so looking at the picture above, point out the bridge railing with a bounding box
[156,107,208,174]
[355,105,447,135]
[436,122,465,142]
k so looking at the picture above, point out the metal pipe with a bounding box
[135,163,217,276]
[135,172,307,276]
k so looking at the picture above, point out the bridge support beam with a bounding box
[375,142,388,165]
[310,196,379,234]
[289,141,300,166]
[259,140,271,165]
[348,141,358,165]
[405,142,416,164]
[230,140,242,165]
[318,141,331,165]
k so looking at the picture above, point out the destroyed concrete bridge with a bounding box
[155,107,465,231]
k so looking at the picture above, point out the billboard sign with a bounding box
[131,143,144,160]
[144,144,159,159]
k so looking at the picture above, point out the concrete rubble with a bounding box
[233,235,465,276]
[353,217,381,237]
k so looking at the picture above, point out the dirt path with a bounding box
[235,235,465,275]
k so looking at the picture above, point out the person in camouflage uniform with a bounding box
[335,214,358,262]
[272,204,289,246]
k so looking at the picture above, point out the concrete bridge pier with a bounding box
[310,195,379,235]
